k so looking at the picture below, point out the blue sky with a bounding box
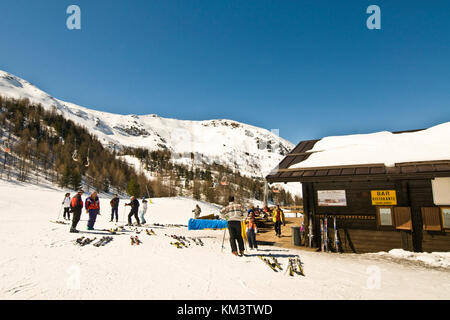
[0,0,449,143]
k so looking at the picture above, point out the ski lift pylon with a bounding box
[220,176,228,186]
[85,147,90,167]
[72,149,79,162]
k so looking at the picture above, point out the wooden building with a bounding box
[266,130,450,253]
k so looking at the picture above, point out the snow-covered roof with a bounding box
[289,122,450,169]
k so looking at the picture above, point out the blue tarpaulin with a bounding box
[188,218,228,230]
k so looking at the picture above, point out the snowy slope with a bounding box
[0,70,293,177]
[290,123,450,169]
[1,180,449,300]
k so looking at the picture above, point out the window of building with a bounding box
[393,207,412,231]
[421,207,442,231]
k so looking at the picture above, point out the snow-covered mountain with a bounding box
[0,70,293,177]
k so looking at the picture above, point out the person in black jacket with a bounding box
[70,190,84,233]
[125,196,140,226]
[110,194,120,222]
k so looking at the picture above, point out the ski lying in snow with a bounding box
[165,234,189,247]
[295,256,305,276]
[130,236,142,245]
[258,256,278,272]
[287,257,305,277]
[154,223,187,228]
[134,236,142,245]
[269,256,283,271]
[101,228,124,235]
[145,229,157,236]
[288,258,295,276]
[93,236,113,247]
[76,237,96,247]
[170,241,183,249]
[50,220,69,225]
[189,237,204,246]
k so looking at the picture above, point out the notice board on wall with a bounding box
[317,190,347,207]
[432,178,450,205]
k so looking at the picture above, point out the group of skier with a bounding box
[62,190,286,256]
[62,191,150,233]
[220,197,286,256]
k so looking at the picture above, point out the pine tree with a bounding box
[127,176,140,197]
[70,169,82,191]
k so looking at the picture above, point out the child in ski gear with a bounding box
[192,204,201,219]
[247,206,255,217]
[246,217,258,250]
[125,196,140,226]
[110,194,120,222]
[255,205,261,217]
[272,205,285,237]
[140,198,148,224]
[70,190,84,233]
[220,196,245,256]
[262,205,270,219]
[85,191,100,230]
[62,193,71,220]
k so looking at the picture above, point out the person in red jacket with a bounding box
[70,189,84,233]
[85,191,100,230]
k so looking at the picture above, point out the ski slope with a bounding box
[0,180,449,300]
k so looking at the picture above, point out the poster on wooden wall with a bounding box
[378,207,394,226]
[317,190,347,206]
[371,190,397,205]
[432,178,450,205]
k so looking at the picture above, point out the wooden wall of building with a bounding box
[303,179,449,253]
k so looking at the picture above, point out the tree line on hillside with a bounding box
[0,97,153,197]
[122,147,302,206]
[0,97,301,206]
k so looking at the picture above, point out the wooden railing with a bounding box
[280,205,304,212]
[280,206,304,217]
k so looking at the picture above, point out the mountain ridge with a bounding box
[0,70,294,178]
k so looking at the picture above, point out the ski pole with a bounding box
[221,227,227,252]
[334,216,339,253]
[56,203,63,221]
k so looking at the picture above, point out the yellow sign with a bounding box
[371,190,397,205]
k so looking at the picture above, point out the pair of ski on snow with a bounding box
[75,236,113,247]
[167,234,189,248]
[166,234,189,249]
[258,255,305,277]
[287,257,305,277]
[130,236,142,245]
[258,255,282,272]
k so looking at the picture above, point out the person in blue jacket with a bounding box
[85,191,100,230]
